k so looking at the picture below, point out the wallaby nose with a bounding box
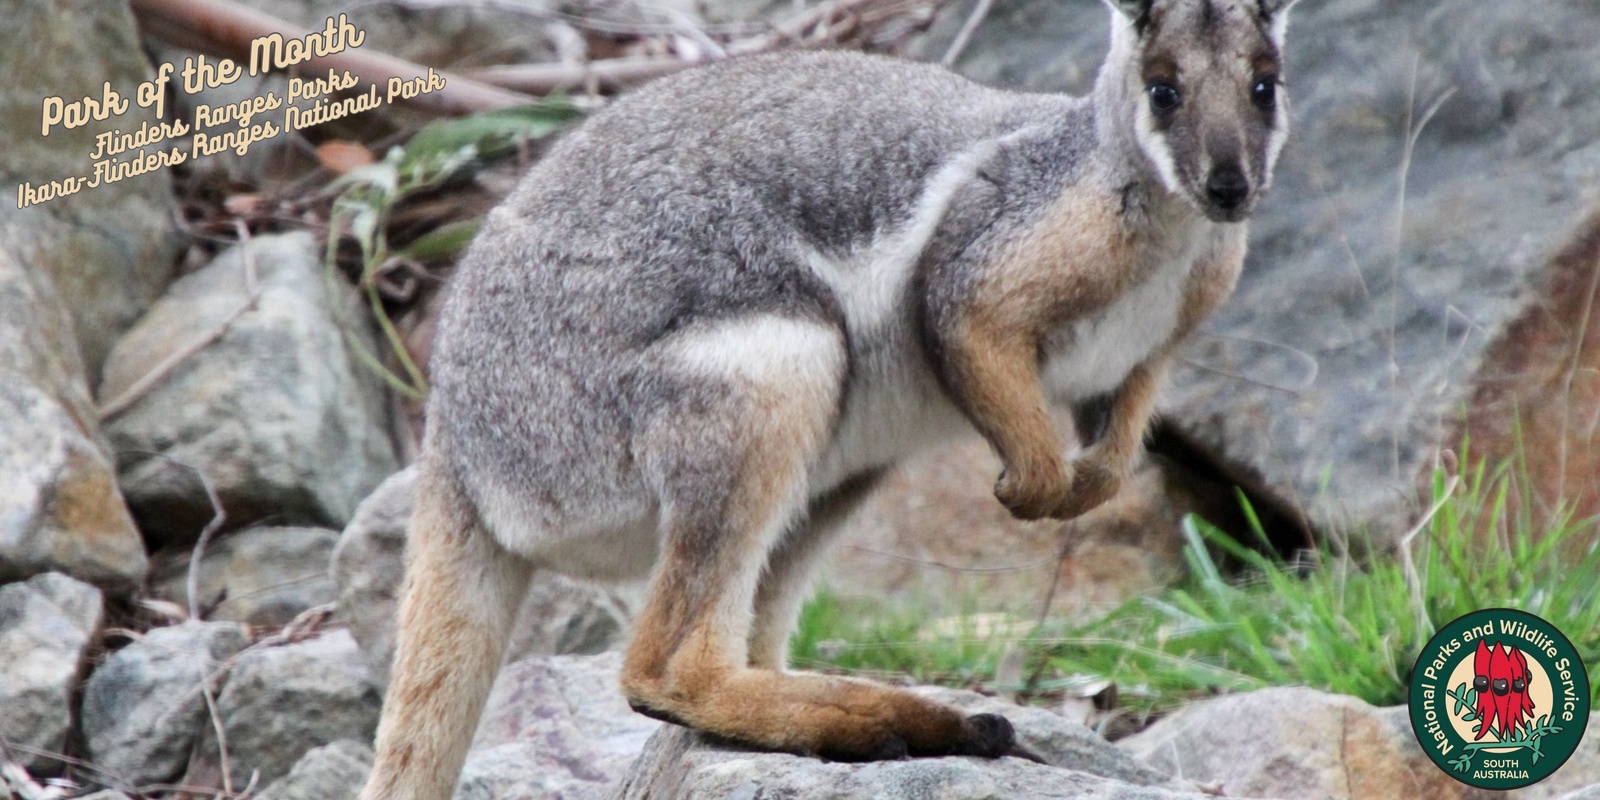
[1206,167,1250,210]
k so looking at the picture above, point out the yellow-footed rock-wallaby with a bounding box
[362,1,1301,796]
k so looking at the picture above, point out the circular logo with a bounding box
[1410,608,1590,790]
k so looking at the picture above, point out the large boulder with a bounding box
[80,620,250,786]
[1,0,179,375]
[922,0,1600,541]
[332,467,639,691]
[0,248,147,594]
[1119,687,1600,800]
[99,232,398,545]
[0,573,104,773]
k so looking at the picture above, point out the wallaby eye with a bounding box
[1252,77,1278,110]
[1147,82,1182,114]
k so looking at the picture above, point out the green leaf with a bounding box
[398,220,479,261]
[405,101,583,162]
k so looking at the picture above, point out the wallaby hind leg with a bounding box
[360,458,533,800]
[746,470,884,672]
[620,317,1016,761]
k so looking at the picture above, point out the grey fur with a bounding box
[429,0,1295,570]
[363,1,1305,792]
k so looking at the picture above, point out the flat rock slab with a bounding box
[0,573,104,772]
[611,726,1228,800]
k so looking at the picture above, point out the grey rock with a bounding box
[81,620,250,786]
[458,652,659,800]
[912,687,1174,788]
[203,629,382,787]
[1121,687,1485,800]
[924,0,1600,540]
[332,467,638,691]
[1514,716,1600,800]
[0,250,146,595]
[1121,688,1597,800]
[0,0,179,375]
[149,526,339,626]
[100,232,398,545]
[1553,787,1600,800]
[612,726,1225,800]
[0,573,104,772]
[257,739,374,800]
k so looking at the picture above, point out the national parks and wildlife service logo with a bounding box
[1410,608,1590,790]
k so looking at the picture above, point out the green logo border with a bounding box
[1409,608,1590,790]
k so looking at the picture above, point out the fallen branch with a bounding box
[129,0,536,116]
[464,0,947,95]
[98,220,262,423]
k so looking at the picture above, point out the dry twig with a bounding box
[464,0,946,94]
[98,221,263,423]
[129,0,535,115]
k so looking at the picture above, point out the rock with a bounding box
[99,232,398,546]
[457,652,660,799]
[80,620,250,786]
[0,248,147,594]
[922,0,1600,541]
[822,434,1197,618]
[148,526,339,626]
[912,687,1176,788]
[1554,787,1600,800]
[332,468,638,691]
[77,792,136,800]
[1514,716,1600,800]
[202,629,382,787]
[1,0,179,375]
[613,727,1224,800]
[0,573,104,773]
[1120,687,1489,800]
[1121,688,1599,800]
[257,739,374,800]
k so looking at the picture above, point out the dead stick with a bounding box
[98,222,262,423]
[128,0,535,115]
[466,0,944,94]
[463,57,689,95]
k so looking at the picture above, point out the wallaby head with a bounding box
[1102,0,1299,222]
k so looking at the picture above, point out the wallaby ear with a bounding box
[1257,0,1301,17]
[1103,0,1154,23]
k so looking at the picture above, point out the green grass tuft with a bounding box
[790,459,1600,715]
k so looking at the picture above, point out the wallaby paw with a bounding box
[993,466,1072,521]
[948,712,1019,758]
[818,730,910,762]
[1055,458,1122,519]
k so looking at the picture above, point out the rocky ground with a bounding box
[2,0,1599,798]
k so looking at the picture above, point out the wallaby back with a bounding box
[362,2,1301,797]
